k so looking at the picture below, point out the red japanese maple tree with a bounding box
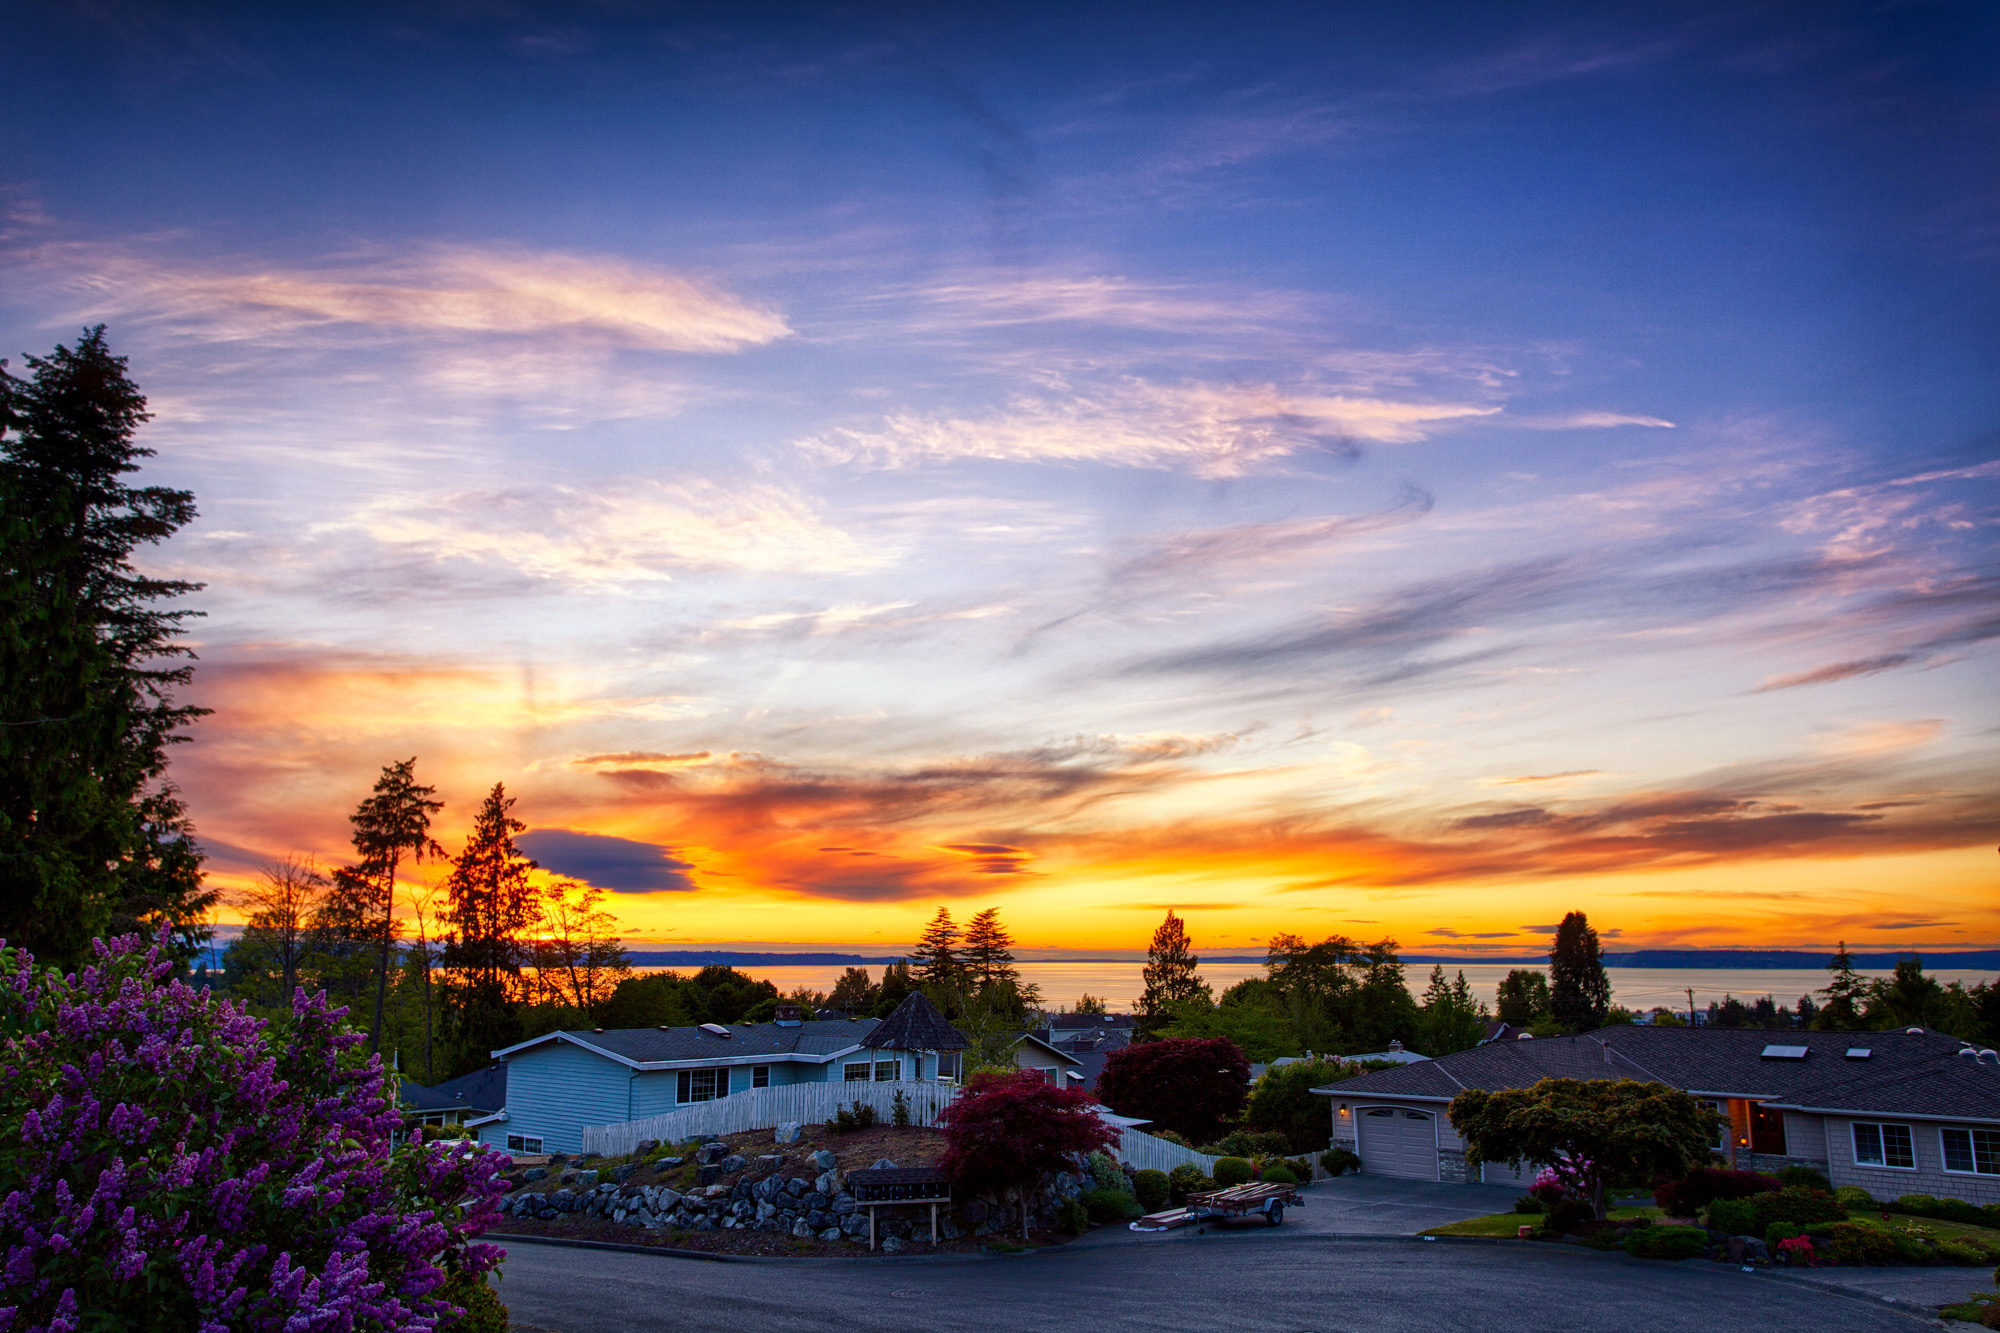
[937,1069,1120,1240]
[1094,1036,1250,1144]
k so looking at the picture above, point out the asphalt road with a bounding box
[492,1234,1950,1333]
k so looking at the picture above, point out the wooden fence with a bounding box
[580,1080,957,1157]
[1111,1127,1223,1175]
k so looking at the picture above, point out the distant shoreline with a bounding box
[620,948,2000,971]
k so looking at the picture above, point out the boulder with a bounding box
[882,1219,913,1241]
[654,1187,682,1212]
[1725,1236,1769,1264]
[653,1156,685,1170]
[753,1177,779,1202]
[578,1152,601,1163]
[818,1227,843,1242]
[611,1164,638,1183]
[548,1154,571,1166]
[690,1216,715,1231]
[703,1183,732,1199]
[869,1157,899,1170]
[757,1201,779,1222]
[807,1209,832,1230]
[573,1169,599,1187]
[721,1154,748,1175]
[699,1142,730,1164]
[940,1216,965,1240]
[809,1149,839,1173]
[964,1200,990,1224]
[521,1167,548,1183]
[783,1177,809,1198]
[882,1236,904,1254]
[775,1122,802,1145]
[730,1181,752,1202]
[832,1193,858,1216]
[806,1191,829,1210]
[696,1164,723,1187]
[637,1140,660,1154]
[754,1154,785,1173]
[791,1218,816,1239]
[841,1213,870,1239]
[815,1169,843,1197]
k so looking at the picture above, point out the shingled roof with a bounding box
[861,991,968,1051]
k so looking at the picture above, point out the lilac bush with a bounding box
[0,931,508,1332]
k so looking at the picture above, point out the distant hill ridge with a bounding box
[619,948,2000,970]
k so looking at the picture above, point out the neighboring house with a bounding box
[1313,1027,2000,1205]
[400,1062,508,1128]
[1345,1039,1431,1066]
[1009,1031,1085,1086]
[471,995,967,1155]
[1036,1012,1134,1093]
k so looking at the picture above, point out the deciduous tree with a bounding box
[1450,1077,1723,1218]
[1095,1036,1249,1144]
[1244,1056,1354,1152]
[937,1069,1120,1241]
[1495,969,1551,1025]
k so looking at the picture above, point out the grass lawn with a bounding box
[1425,1206,1664,1238]
[1422,1206,2000,1253]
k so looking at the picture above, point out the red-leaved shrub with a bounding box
[1654,1166,1778,1218]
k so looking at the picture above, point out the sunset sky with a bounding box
[4,1,1995,958]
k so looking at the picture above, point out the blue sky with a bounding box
[3,0,1995,954]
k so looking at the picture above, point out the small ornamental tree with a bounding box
[1095,1036,1250,1145]
[0,931,508,1332]
[936,1069,1119,1241]
[1244,1056,1352,1152]
[1449,1077,1724,1219]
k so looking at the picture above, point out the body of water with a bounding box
[644,961,1997,1016]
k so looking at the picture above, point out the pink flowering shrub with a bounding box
[0,932,508,1332]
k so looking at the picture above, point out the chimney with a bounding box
[775,1002,804,1028]
[1387,1039,1404,1052]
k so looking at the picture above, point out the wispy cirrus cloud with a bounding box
[30,240,791,352]
[802,379,1497,478]
[329,478,888,585]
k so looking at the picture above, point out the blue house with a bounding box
[469,995,968,1155]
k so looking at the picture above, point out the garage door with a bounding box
[1481,1156,1538,1187]
[1357,1106,1438,1180]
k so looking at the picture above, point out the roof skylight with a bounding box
[1760,1044,1809,1059]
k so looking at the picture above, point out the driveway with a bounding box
[1069,1173,1522,1248]
[492,1233,1955,1333]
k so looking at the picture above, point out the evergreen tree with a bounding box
[344,758,445,1053]
[0,328,212,969]
[1074,993,1108,1014]
[1813,940,1866,1029]
[439,783,538,1075]
[1138,910,1211,1036]
[1495,969,1551,1025]
[871,960,916,1017]
[1547,911,1611,1031]
[912,907,962,989]
[1419,965,1487,1055]
[961,907,1020,990]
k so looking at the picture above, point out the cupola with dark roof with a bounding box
[861,991,968,1052]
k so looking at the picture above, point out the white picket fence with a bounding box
[581,1077,1224,1176]
[580,1080,957,1157]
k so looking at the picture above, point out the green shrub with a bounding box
[1080,1187,1142,1223]
[1826,1222,1902,1266]
[890,1088,911,1127]
[1167,1163,1214,1204]
[1544,1199,1595,1235]
[1833,1186,1874,1210]
[1319,1147,1360,1177]
[440,1271,510,1333]
[1132,1169,1171,1213]
[829,1102,878,1133]
[1513,1194,1546,1215]
[1712,1185,1847,1236]
[1060,1199,1090,1235]
[1775,1165,1831,1192]
[1938,1240,1991,1266]
[1202,1129,1293,1159]
[1149,1128,1192,1147]
[1706,1198,1757,1235]
[1887,1193,1993,1227]
[1087,1151,1130,1195]
[1259,1163,1299,1185]
[1212,1157,1254,1187]
[1625,1225,1708,1261]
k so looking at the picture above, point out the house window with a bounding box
[843,1062,873,1081]
[677,1068,726,1103]
[505,1135,544,1154]
[936,1051,961,1082]
[1852,1122,1915,1170]
[875,1059,900,1081]
[1941,1128,1998,1176]
[752,1065,771,1089]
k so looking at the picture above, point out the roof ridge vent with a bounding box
[1905,1026,1924,1035]
[698,1023,732,1038]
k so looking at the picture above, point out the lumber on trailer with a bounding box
[1131,1207,1196,1231]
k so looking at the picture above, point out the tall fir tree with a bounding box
[1138,909,1211,1036]
[961,907,1020,990]
[345,758,444,1053]
[912,907,962,989]
[1813,940,1866,1029]
[0,328,212,968]
[1548,910,1611,1031]
[439,783,539,1075]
